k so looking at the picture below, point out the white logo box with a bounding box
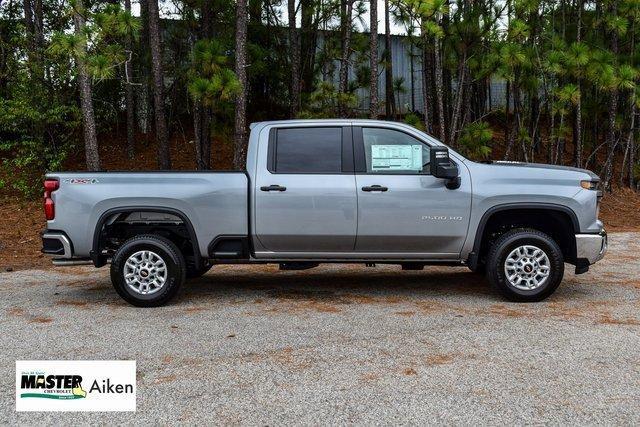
[16,360,136,412]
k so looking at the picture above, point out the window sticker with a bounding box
[371,145,423,171]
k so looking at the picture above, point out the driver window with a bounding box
[362,127,430,174]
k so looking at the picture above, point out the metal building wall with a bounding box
[319,32,509,115]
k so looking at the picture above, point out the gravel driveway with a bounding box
[1,233,639,424]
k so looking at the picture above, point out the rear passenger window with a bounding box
[275,127,342,173]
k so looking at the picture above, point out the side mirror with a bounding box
[430,146,460,189]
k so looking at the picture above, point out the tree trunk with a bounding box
[193,102,203,170]
[300,0,315,92]
[201,0,214,38]
[288,0,301,117]
[421,25,429,131]
[384,0,395,118]
[573,94,582,167]
[556,114,566,165]
[629,22,636,188]
[526,3,540,160]
[409,44,415,112]
[124,0,135,159]
[369,0,379,119]
[621,103,636,186]
[0,22,7,96]
[422,39,433,133]
[34,0,43,57]
[147,0,171,169]
[603,0,619,190]
[22,0,35,67]
[21,0,45,151]
[573,0,583,167]
[449,49,466,146]
[529,92,540,158]
[193,105,211,170]
[630,106,636,188]
[192,0,214,170]
[234,0,249,169]
[514,84,526,162]
[137,0,151,136]
[504,78,510,151]
[548,108,555,163]
[434,38,446,142]
[23,0,43,78]
[441,0,451,123]
[73,0,101,171]
[338,0,353,116]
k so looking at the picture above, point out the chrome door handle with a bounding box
[362,185,388,192]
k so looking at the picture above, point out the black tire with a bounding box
[486,228,564,302]
[186,263,212,279]
[110,234,186,307]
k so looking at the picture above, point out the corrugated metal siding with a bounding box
[318,33,510,114]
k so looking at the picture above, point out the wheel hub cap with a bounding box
[124,250,168,295]
[504,245,551,291]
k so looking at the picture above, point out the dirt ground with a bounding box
[1,232,639,423]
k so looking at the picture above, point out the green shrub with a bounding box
[403,113,426,131]
[457,121,493,160]
[0,95,79,198]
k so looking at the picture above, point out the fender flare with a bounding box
[90,206,201,268]
[467,203,580,270]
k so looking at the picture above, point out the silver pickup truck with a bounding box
[42,120,607,306]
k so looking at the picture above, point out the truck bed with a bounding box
[45,171,249,258]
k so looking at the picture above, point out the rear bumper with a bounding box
[575,229,607,265]
[41,231,73,258]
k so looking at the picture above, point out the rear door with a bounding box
[254,126,357,254]
[353,126,471,257]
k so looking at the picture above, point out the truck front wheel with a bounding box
[110,234,186,307]
[486,228,564,302]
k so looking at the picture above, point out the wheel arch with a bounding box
[91,206,201,268]
[468,203,580,270]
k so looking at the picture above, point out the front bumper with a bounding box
[575,229,607,265]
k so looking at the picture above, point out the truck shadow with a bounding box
[173,265,590,306]
[56,265,588,307]
[178,267,496,303]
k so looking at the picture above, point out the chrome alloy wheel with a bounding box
[504,245,551,291]
[124,250,168,295]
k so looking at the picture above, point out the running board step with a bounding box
[52,258,94,266]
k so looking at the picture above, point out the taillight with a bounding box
[44,179,59,220]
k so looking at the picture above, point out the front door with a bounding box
[254,126,357,254]
[353,126,471,257]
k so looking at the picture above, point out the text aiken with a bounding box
[90,379,134,394]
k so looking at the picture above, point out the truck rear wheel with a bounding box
[110,234,186,307]
[486,228,564,302]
